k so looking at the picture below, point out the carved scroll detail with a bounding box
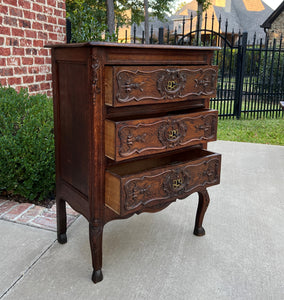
[202,159,220,182]
[118,124,152,157]
[116,70,144,102]
[123,157,220,212]
[115,67,217,104]
[117,113,217,158]
[195,114,217,138]
[92,56,101,104]
[124,181,152,210]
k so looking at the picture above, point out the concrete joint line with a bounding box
[0,239,57,299]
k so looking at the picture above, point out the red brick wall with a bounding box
[0,0,66,96]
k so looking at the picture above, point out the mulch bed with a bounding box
[0,191,55,208]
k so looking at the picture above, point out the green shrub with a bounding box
[0,86,55,202]
[67,0,118,42]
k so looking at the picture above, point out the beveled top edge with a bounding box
[46,41,220,51]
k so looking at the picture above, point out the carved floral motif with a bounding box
[158,119,188,148]
[156,69,187,99]
[202,160,220,182]
[123,157,220,211]
[124,181,152,210]
[117,113,217,158]
[115,67,217,103]
[118,125,149,157]
[92,57,101,104]
[116,70,144,102]
[195,115,217,138]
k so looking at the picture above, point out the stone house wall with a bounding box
[268,10,284,40]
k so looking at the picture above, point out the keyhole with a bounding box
[168,129,179,140]
[172,178,183,189]
[167,80,177,91]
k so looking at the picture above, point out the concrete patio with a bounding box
[0,141,283,300]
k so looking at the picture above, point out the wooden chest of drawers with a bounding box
[49,42,221,283]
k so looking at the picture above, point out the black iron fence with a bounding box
[67,13,284,119]
[213,32,284,119]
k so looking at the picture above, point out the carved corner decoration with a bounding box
[202,159,220,182]
[92,56,101,104]
[118,123,151,157]
[195,114,217,139]
[124,181,152,211]
[89,218,103,236]
[115,67,217,104]
[123,157,220,212]
[116,70,145,102]
[89,218,103,262]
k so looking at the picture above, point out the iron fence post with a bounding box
[158,27,164,44]
[234,32,248,119]
[66,18,71,43]
[133,24,136,44]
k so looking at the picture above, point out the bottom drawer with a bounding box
[105,149,221,216]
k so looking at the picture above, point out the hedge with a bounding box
[0,86,55,203]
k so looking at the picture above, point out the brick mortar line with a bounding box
[1,210,80,232]
[25,209,45,224]
[0,200,9,207]
[0,26,66,31]
[0,199,80,231]
[13,204,35,221]
[0,203,19,218]
[1,217,56,232]
[1,3,66,10]
[27,210,56,226]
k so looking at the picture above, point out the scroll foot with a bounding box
[92,269,103,283]
[193,226,205,236]
[89,220,103,283]
[57,233,67,244]
[56,198,67,244]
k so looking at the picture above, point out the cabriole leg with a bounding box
[194,189,210,236]
[89,220,103,283]
[56,198,67,244]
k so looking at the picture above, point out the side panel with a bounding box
[57,60,89,196]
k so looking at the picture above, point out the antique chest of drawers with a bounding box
[49,42,221,283]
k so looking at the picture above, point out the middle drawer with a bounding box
[105,110,218,161]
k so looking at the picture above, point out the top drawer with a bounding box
[105,66,218,107]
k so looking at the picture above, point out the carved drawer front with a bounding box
[105,110,218,161]
[105,65,218,107]
[105,150,221,216]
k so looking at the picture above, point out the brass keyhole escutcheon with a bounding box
[167,80,177,91]
[168,129,179,140]
[172,178,183,190]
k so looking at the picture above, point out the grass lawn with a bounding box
[217,118,284,146]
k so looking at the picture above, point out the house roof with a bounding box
[214,0,272,35]
[261,1,284,29]
[172,0,273,39]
